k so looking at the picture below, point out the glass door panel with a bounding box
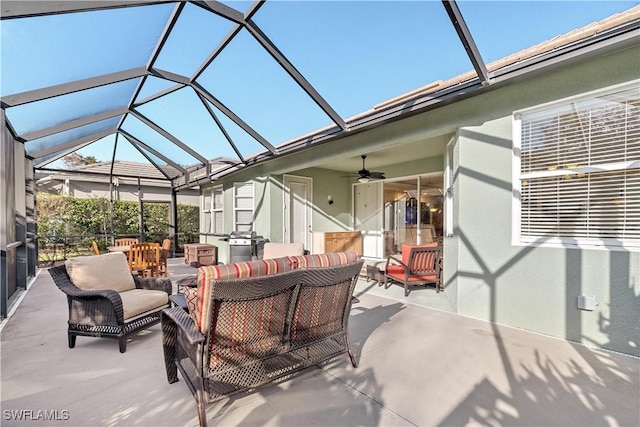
[419,175,444,244]
[382,174,444,258]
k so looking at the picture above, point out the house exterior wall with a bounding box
[206,169,355,264]
[205,155,446,264]
[201,45,639,356]
[270,157,447,241]
[448,46,640,357]
[304,168,353,233]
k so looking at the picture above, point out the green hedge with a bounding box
[36,193,199,260]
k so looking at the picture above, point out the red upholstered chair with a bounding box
[383,243,442,296]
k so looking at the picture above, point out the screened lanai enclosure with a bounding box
[2,0,638,318]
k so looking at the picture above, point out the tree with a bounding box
[63,153,98,168]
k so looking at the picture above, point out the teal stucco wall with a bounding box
[448,46,640,356]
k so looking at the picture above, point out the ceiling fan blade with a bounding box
[370,172,386,179]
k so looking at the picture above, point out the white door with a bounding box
[354,182,382,258]
[283,175,312,249]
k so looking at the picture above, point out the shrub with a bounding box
[36,193,200,246]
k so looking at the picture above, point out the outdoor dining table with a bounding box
[107,245,131,253]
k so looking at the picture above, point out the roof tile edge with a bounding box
[373,5,640,111]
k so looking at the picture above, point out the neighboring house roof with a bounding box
[70,160,171,180]
[37,158,239,185]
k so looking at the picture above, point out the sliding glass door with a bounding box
[353,173,443,259]
[381,174,443,258]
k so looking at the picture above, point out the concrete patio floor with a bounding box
[1,258,638,427]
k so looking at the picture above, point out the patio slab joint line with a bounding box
[320,363,418,427]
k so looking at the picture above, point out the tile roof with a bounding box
[374,5,640,110]
[71,161,171,179]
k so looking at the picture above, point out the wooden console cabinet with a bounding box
[312,231,362,256]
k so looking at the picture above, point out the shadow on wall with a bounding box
[440,126,639,425]
[447,127,638,356]
[604,251,638,356]
[442,230,639,426]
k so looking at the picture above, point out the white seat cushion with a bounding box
[65,252,135,293]
[119,289,169,321]
[263,243,304,259]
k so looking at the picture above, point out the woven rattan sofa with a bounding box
[162,251,363,427]
[50,252,172,353]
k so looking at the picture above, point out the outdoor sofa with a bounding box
[162,251,363,427]
[49,252,172,353]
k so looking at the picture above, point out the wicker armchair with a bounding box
[50,252,172,353]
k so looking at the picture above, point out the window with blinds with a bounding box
[514,82,639,248]
[233,182,254,232]
[202,185,223,234]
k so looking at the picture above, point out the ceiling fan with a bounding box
[355,155,386,183]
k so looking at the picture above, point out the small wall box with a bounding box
[577,295,597,311]
[184,243,217,266]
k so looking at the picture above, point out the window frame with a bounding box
[202,185,223,234]
[512,80,639,251]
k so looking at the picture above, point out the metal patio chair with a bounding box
[383,244,442,296]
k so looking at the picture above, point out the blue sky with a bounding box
[1,0,637,168]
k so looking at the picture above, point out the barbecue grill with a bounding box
[221,231,266,263]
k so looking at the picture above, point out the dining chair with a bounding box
[115,238,139,246]
[128,243,161,277]
[92,241,101,256]
[158,238,171,277]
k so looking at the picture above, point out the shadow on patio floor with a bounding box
[1,258,638,426]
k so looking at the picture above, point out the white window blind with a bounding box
[515,83,640,248]
[233,182,254,232]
